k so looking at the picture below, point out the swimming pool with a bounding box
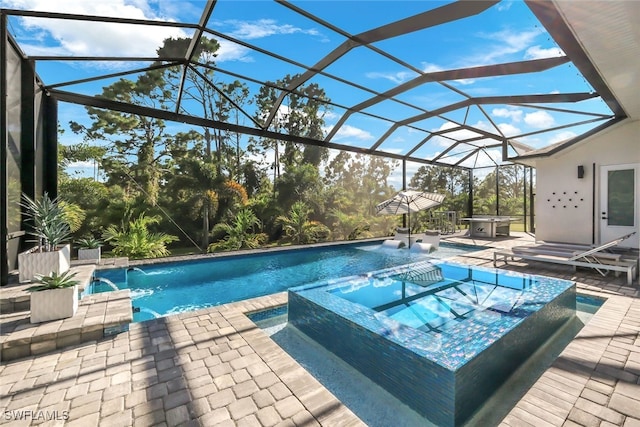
[288,259,576,427]
[89,241,482,322]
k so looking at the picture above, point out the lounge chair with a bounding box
[493,232,638,285]
[381,227,411,249]
[381,239,405,249]
[415,230,440,250]
[410,242,434,253]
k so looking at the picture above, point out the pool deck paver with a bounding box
[0,232,639,426]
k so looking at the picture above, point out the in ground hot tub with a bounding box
[288,259,575,427]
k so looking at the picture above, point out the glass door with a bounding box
[600,164,639,248]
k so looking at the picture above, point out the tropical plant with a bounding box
[59,201,86,233]
[165,156,221,249]
[276,201,330,245]
[330,210,371,240]
[27,270,79,292]
[208,208,267,252]
[102,213,178,259]
[21,192,72,252]
[76,236,103,249]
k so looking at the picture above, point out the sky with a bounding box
[4,0,614,185]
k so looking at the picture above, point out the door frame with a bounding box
[599,163,639,248]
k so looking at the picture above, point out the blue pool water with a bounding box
[90,241,482,322]
[288,259,576,426]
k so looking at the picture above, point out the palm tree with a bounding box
[330,209,370,240]
[208,208,266,251]
[168,157,222,250]
[276,201,330,244]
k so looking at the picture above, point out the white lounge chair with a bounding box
[381,227,411,249]
[493,232,638,285]
[381,239,405,249]
[415,230,440,250]
[410,242,434,253]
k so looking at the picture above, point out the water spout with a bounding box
[92,277,119,291]
[133,306,161,319]
[127,267,147,275]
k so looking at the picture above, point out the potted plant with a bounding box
[18,192,72,282]
[28,270,79,323]
[76,236,102,263]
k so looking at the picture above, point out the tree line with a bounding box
[58,36,532,259]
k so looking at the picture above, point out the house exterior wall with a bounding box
[534,120,640,247]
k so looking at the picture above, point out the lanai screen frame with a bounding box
[0,1,626,284]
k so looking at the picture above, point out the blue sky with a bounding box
[5,0,613,183]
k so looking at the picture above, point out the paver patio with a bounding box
[1,232,638,426]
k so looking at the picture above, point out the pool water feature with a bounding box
[288,259,576,427]
[91,241,482,322]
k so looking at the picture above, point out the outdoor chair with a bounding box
[493,232,638,285]
[381,227,411,249]
[415,230,440,250]
[381,239,405,249]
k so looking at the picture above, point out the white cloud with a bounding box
[471,28,544,64]
[430,121,486,148]
[216,40,253,63]
[323,110,340,121]
[496,1,514,12]
[221,19,321,40]
[452,78,475,86]
[497,123,521,136]
[421,62,442,73]
[68,160,96,169]
[548,131,577,144]
[466,148,503,169]
[8,2,323,65]
[365,70,416,85]
[524,111,555,129]
[7,0,187,59]
[525,45,564,60]
[492,108,523,122]
[327,124,374,141]
[382,147,404,155]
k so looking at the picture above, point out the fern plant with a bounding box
[208,208,267,252]
[102,213,178,259]
[276,201,330,244]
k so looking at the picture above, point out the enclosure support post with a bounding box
[43,97,58,198]
[495,166,500,216]
[402,159,407,228]
[529,167,535,233]
[1,13,8,285]
[468,169,474,218]
[523,165,527,233]
[21,60,35,202]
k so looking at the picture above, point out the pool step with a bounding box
[0,289,132,362]
[1,265,96,314]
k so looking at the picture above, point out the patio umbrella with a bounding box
[376,190,445,247]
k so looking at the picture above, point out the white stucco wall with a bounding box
[534,120,640,246]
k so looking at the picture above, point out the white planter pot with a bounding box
[30,285,78,323]
[18,244,71,283]
[78,247,101,263]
